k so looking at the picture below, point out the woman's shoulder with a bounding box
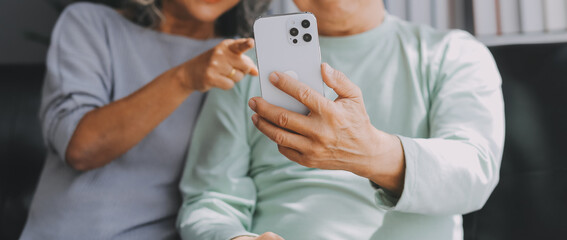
[48,2,127,67]
[56,2,126,33]
[65,2,112,12]
[63,2,118,20]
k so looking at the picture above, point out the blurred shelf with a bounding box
[477,32,567,46]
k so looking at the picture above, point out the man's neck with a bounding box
[158,1,216,40]
[317,1,384,37]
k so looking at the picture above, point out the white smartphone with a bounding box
[253,12,324,115]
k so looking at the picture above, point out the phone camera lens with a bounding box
[290,28,299,37]
[303,33,312,42]
[293,39,298,44]
[301,20,310,28]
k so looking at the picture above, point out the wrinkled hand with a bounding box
[182,38,258,91]
[248,63,405,195]
[233,232,285,240]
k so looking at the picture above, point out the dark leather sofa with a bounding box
[1,43,567,239]
[0,65,46,240]
[463,43,567,240]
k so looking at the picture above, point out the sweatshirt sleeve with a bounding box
[177,82,258,240]
[39,3,112,162]
[375,31,505,215]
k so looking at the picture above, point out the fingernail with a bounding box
[248,98,256,110]
[324,63,333,74]
[269,72,279,84]
[251,114,259,125]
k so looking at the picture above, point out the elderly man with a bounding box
[177,0,504,239]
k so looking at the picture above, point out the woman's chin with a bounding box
[192,11,223,23]
[190,4,235,22]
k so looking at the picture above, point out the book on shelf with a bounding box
[472,0,498,36]
[519,0,545,33]
[384,0,408,19]
[499,0,521,34]
[433,0,451,30]
[543,0,567,32]
[450,0,467,29]
[408,0,433,26]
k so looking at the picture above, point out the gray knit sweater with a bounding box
[20,3,221,239]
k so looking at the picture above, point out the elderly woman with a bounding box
[178,0,505,239]
[20,0,270,239]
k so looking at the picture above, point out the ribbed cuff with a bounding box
[50,106,94,164]
[373,135,417,212]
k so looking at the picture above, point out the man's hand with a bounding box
[233,232,285,240]
[248,63,405,195]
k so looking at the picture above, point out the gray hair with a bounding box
[120,0,272,37]
[120,0,163,28]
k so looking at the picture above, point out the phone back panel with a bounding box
[254,13,324,115]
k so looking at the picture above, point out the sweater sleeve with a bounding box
[177,82,258,240]
[375,32,505,215]
[39,3,112,163]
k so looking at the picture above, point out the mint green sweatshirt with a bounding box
[178,14,504,240]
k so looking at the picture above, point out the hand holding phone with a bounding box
[253,13,325,115]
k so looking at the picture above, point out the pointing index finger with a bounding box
[228,38,255,55]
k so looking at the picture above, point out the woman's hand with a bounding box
[65,39,258,171]
[182,38,258,92]
[248,63,406,195]
[233,232,285,240]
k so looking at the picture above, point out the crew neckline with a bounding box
[318,13,394,50]
[98,3,224,45]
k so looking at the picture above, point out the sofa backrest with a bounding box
[463,43,567,240]
[0,64,46,240]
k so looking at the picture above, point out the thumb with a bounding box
[228,38,255,55]
[257,232,285,240]
[321,63,361,99]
